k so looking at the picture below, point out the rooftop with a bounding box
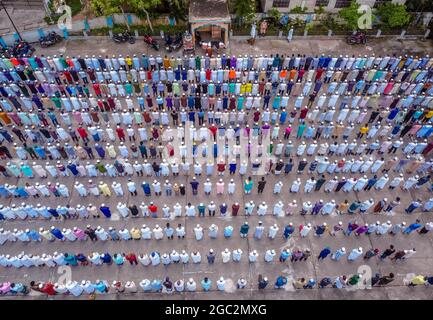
[189,0,231,23]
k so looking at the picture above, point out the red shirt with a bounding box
[66,58,74,68]
[217,163,226,172]
[10,57,20,66]
[107,97,115,110]
[253,111,260,122]
[300,108,308,119]
[315,68,324,81]
[143,112,152,123]
[205,69,211,81]
[116,127,125,139]
[42,283,56,295]
[77,127,88,138]
[125,253,137,263]
[148,205,157,213]
[63,71,72,83]
[298,69,305,78]
[93,83,101,95]
[152,128,159,139]
[209,126,217,136]
[97,100,104,110]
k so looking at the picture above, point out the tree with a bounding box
[376,3,412,29]
[338,0,362,31]
[405,0,433,12]
[267,7,281,27]
[91,0,161,31]
[165,0,188,22]
[233,0,256,26]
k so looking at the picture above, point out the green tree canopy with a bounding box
[376,3,412,28]
[338,0,362,30]
[90,0,161,30]
[405,0,433,12]
[233,0,256,24]
[91,0,161,15]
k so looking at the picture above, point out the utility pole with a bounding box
[0,1,23,41]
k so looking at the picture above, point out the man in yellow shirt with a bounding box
[125,55,132,69]
[357,124,369,139]
[163,55,170,69]
[130,228,141,240]
[424,109,433,122]
[99,181,111,197]
[409,275,427,286]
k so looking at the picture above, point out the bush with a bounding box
[67,0,83,16]
[45,0,83,25]
[338,0,362,31]
[267,8,281,25]
[376,3,412,29]
[290,6,307,14]
[314,6,325,15]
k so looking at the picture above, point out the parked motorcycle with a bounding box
[112,31,136,44]
[0,46,12,58]
[347,31,367,45]
[143,33,159,50]
[39,31,63,48]
[11,40,35,57]
[164,33,183,52]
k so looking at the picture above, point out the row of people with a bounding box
[1,192,432,220]
[1,54,431,87]
[3,136,432,165]
[2,104,433,134]
[1,79,432,113]
[7,268,424,296]
[1,169,431,200]
[4,53,431,73]
[0,242,419,269]
[1,217,431,244]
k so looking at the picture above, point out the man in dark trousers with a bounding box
[258,275,268,289]
[257,177,267,194]
[376,273,395,286]
[190,177,199,195]
[207,249,216,264]
[380,245,395,260]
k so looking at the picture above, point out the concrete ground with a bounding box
[31,36,433,58]
[0,7,47,34]
[0,37,433,300]
[1,157,433,300]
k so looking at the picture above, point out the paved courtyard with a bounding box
[31,36,433,58]
[2,168,433,300]
[0,37,432,300]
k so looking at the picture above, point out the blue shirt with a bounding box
[201,280,212,291]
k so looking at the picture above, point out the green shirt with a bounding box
[51,97,61,109]
[229,82,235,94]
